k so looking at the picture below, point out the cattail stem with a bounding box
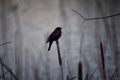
[56,40,64,80]
[60,66,64,80]
[78,61,82,80]
[56,41,62,66]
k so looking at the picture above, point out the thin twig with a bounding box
[85,13,120,21]
[72,9,85,20]
[72,9,120,21]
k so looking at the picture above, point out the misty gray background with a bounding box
[0,0,120,80]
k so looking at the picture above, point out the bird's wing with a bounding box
[46,29,59,43]
[46,32,54,43]
[46,34,51,43]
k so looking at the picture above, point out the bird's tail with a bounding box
[48,41,53,51]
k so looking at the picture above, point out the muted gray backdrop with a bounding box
[0,0,120,80]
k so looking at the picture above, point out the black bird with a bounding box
[46,27,62,51]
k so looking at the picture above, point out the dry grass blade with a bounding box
[110,68,118,80]
[70,77,76,80]
[78,61,82,80]
[89,63,100,80]
[0,58,6,80]
[56,40,62,66]
[100,41,107,80]
[84,73,89,80]
[67,76,76,80]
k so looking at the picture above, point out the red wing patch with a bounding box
[55,31,59,35]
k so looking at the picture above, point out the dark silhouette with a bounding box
[46,27,62,51]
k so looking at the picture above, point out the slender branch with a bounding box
[85,13,120,20]
[72,9,85,20]
[72,9,120,22]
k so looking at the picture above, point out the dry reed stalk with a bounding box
[78,61,82,80]
[0,42,12,46]
[84,73,89,80]
[0,57,18,80]
[56,40,62,66]
[89,63,100,80]
[66,76,76,80]
[110,68,118,80]
[100,42,107,80]
[67,75,69,80]
[10,73,12,80]
[0,71,8,79]
[0,58,6,80]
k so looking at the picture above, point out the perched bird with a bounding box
[46,27,62,51]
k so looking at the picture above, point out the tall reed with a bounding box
[100,41,107,80]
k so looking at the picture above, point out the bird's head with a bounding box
[56,27,62,30]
